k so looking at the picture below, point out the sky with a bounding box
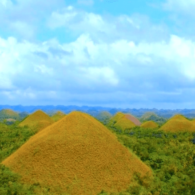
[1,0,195,109]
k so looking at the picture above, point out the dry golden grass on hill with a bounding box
[124,114,141,126]
[2,111,152,195]
[141,121,159,129]
[170,114,187,120]
[191,119,195,124]
[109,112,136,131]
[18,110,53,132]
[160,114,195,132]
[50,111,65,122]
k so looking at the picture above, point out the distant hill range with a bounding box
[0,105,195,120]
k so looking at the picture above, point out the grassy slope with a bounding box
[2,111,195,194]
[2,111,152,195]
[0,109,20,122]
[50,111,65,122]
[160,114,195,132]
[141,121,159,129]
[108,112,136,131]
[105,124,195,194]
[19,110,53,132]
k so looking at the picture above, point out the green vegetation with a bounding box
[0,109,21,122]
[1,111,195,194]
[140,112,167,126]
[0,122,51,194]
[0,122,37,162]
[50,111,65,122]
[95,111,112,125]
[104,125,195,194]
[2,111,152,195]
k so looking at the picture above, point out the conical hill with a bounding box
[95,111,112,125]
[108,112,136,131]
[2,111,152,195]
[160,114,195,132]
[141,121,159,129]
[124,114,141,126]
[18,110,53,132]
[170,114,187,120]
[0,109,20,121]
[140,112,158,122]
[50,110,65,122]
[191,119,195,124]
[140,112,167,125]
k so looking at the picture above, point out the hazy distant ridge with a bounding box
[0,105,195,119]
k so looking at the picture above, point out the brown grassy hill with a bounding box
[108,112,136,131]
[191,119,195,124]
[141,121,159,129]
[124,114,141,126]
[2,111,152,195]
[18,110,53,132]
[170,114,187,120]
[50,110,65,122]
[160,114,195,132]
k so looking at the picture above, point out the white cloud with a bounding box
[47,7,168,43]
[0,0,65,39]
[1,3,195,107]
[34,64,53,75]
[1,33,195,97]
[164,0,195,16]
[81,66,119,86]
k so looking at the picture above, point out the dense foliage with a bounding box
[139,112,167,126]
[0,123,50,194]
[103,125,195,195]
[1,116,195,194]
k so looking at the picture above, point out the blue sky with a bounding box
[1,0,195,109]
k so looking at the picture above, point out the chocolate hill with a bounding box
[95,111,112,125]
[160,114,195,132]
[141,121,159,129]
[18,110,53,132]
[140,112,158,121]
[108,112,136,131]
[124,113,141,126]
[191,119,195,124]
[140,112,167,125]
[0,109,20,121]
[2,111,152,195]
[50,110,65,122]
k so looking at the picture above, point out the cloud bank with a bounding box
[0,0,195,108]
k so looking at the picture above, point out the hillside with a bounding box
[160,114,195,132]
[0,109,20,122]
[18,110,53,132]
[50,111,65,122]
[141,121,159,129]
[95,111,112,125]
[108,112,137,131]
[124,113,141,126]
[140,112,167,125]
[2,111,152,195]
